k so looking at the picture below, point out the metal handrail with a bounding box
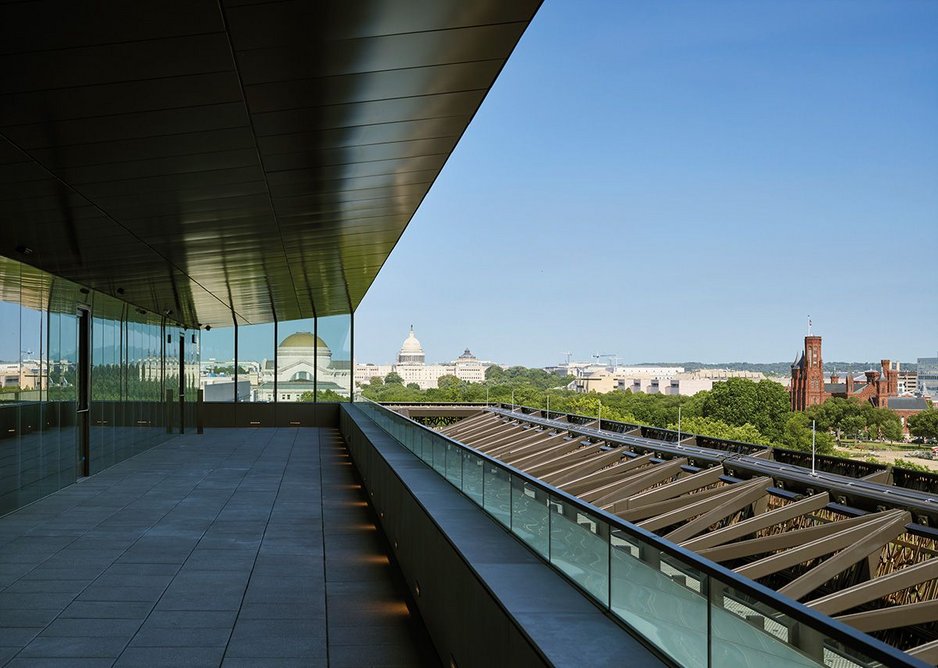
[352,399,927,668]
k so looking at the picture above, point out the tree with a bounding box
[893,458,931,473]
[369,376,384,387]
[667,415,772,445]
[908,409,938,441]
[406,382,420,390]
[437,375,460,390]
[701,378,789,441]
[781,412,834,454]
[807,397,865,444]
[384,372,403,385]
[861,405,903,442]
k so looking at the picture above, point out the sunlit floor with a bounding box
[0,428,439,667]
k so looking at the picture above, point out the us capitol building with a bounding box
[356,326,492,390]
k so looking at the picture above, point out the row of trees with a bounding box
[361,368,937,455]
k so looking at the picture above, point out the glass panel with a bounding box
[611,528,708,668]
[200,325,238,401]
[483,464,511,528]
[431,434,446,476]
[445,440,462,486]
[418,429,432,464]
[275,318,316,403]
[317,314,351,401]
[90,304,121,472]
[237,322,274,402]
[710,579,835,668]
[511,477,549,558]
[0,261,23,514]
[48,282,78,493]
[462,450,484,506]
[184,328,199,427]
[549,495,609,605]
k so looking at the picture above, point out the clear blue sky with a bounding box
[355,0,938,367]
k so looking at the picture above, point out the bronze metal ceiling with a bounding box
[0,0,541,326]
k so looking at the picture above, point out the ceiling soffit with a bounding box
[0,0,542,326]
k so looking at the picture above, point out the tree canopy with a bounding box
[908,409,938,441]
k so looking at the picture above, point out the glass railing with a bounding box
[353,401,925,668]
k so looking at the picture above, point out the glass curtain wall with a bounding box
[198,315,354,405]
[317,315,352,402]
[276,318,316,402]
[0,253,200,511]
[200,325,237,402]
[89,297,123,472]
[125,309,164,457]
[236,322,275,402]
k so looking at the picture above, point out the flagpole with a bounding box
[811,419,817,476]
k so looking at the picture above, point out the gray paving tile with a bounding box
[115,646,225,666]
[225,619,327,658]
[129,625,230,647]
[76,585,167,602]
[0,626,43,646]
[60,600,154,619]
[6,658,114,667]
[3,579,91,595]
[0,609,61,627]
[40,618,142,638]
[143,610,238,629]
[17,636,128,658]
[0,592,76,610]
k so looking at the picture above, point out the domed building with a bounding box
[355,326,495,390]
[256,331,351,401]
[397,326,425,365]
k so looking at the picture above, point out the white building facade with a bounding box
[355,327,492,390]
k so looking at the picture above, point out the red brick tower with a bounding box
[791,335,825,410]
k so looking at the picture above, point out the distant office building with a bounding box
[897,367,918,396]
[570,367,765,396]
[355,327,492,390]
[547,363,685,378]
[918,357,938,399]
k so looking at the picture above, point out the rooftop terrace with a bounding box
[0,427,437,667]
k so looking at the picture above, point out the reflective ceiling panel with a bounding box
[0,0,541,325]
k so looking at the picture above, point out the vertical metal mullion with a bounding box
[349,310,354,403]
[313,316,318,403]
[232,316,238,403]
[272,317,278,404]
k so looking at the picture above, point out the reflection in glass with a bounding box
[272,319,317,402]
[549,496,609,605]
[237,322,274,402]
[316,315,352,401]
[611,529,708,668]
[200,325,238,401]
[512,477,549,558]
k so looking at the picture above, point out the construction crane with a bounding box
[593,353,618,370]
[560,352,573,365]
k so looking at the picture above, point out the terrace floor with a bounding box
[0,427,439,667]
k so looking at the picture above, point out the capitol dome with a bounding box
[279,331,329,352]
[398,326,425,365]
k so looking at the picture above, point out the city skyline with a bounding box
[354,0,938,367]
